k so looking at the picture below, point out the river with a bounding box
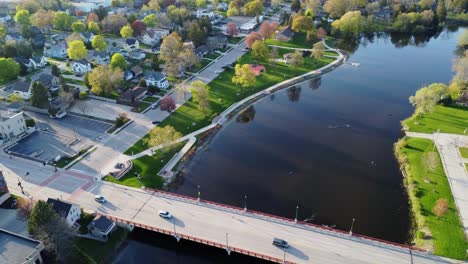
[112,27,462,263]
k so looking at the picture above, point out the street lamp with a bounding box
[283,248,287,264]
[17,178,24,194]
[349,218,356,236]
[53,163,57,172]
[8,151,11,159]
[197,185,200,202]
[244,194,247,212]
[294,205,299,223]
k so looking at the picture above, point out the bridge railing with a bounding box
[100,213,295,264]
[143,187,426,253]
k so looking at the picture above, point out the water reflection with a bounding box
[308,77,322,90]
[287,86,302,102]
[236,105,256,123]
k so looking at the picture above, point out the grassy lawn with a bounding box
[125,49,333,155]
[204,52,221,60]
[324,51,339,56]
[56,146,93,168]
[228,37,243,44]
[64,78,85,86]
[105,143,184,189]
[265,32,317,49]
[134,101,151,113]
[142,96,159,103]
[459,148,468,159]
[395,137,467,259]
[189,59,211,73]
[403,105,468,135]
[74,227,128,264]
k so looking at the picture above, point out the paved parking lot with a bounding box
[70,99,133,121]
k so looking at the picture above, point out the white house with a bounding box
[71,0,112,12]
[29,55,48,68]
[91,51,110,65]
[141,28,169,46]
[80,32,95,44]
[87,215,117,241]
[123,38,139,51]
[127,50,146,60]
[12,80,32,100]
[44,42,68,59]
[144,71,169,89]
[0,110,27,145]
[0,14,11,23]
[71,59,92,74]
[47,198,81,226]
[5,32,24,43]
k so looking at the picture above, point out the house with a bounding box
[127,50,146,60]
[12,80,32,100]
[87,215,117,241]
[196,45,210,58]
[92,51,110,65]
[240,16,263,33]
[196,10,215,19]
[248,64,265,76]
[6,102,23,113]
[0,229,45,264]
[46,198,81,226]
[71,0,112,12]
[71,59,92,74]
[275,26,295,41]
[144,71,169,89]
[130,65,143,77]
[456,91,468,107]
[141,28,169,46]
[123,38,140,51]
[14,57,34,71]
[207,34,228,50]
[44,42,68,59]
[183,41,195,50]
[0,14,11,23]
[5,32,24,43]
[123,70,134,81]
[30,55,48,68]
[0,110,27,144]
[80,32,95,44]
[117,86,147,105]
[217,2,228,11]
[33,74,59,91]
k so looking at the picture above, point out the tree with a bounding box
[245,32,263,49]
[324,0,350,18]
[101,14,127,34]
[227,3,239,17]
[94,6,108,21]
[303,0,321,13]
[59,90,74,109]
[409,83,448,115]
[53,11,75,31]
[88,65,123,96]
[252,40,269,61]
[87,12,99,23]
[131,20,146,36]
[67,40,87,60]
[147,0,161,11]
[0,58,20,82]
[422,151,439,173]
[288,50,304,70]
[232,64,256,92]
[242,0,264,16]
[316,27,328,39]
[28,200,56,235]
[17,198,35,219]
[65,32,82,44]
[87,22,101,34]
[196,0,207,8]
[142,14,158,27]
[71,21,86,32]
[291,0,301,12]
[226,22,239,37]
[0,24,5,39]
[432,198,448,218]
[91,35,106,51]
[292,16,314,33]
[436,0,447,22]
[30,9,55,31]
[185,20,204,46]
[51,64,61,77]
[146,126,182,147]
[259,22,279,39]
[270,46,279,60]
[14,8,30,25]
[115,112,129,127]
[458,29,468,47]
[110,53,127,70]
[160,95,177,111]
[331,11,363,37]
[174,83,189,102]
[30,82,49,108]
[190,80,210,114]
[120,25,134,38]
[160,32,199,77]
[312,42,325,59]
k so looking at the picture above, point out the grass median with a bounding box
[402,105,468,134]
[459,148,468,159]
[394,137,467,259]
[125,49,333,155]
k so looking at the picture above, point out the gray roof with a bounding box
[13,80,31,93]
[80,32,94,40]
[6,102,23,111]
[126,38,137,45]
[73,59,90,65]
[47,198,73,218]
[120,86,147,99]
[87,215,115,233]
[0,229,43,264]
[31,55,44,64]
[94,51,109,58]
[34,74,53,87]
[131,65,143,75]
[144,71,165,81]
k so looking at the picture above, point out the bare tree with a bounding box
[422,151,439,173]
[17,198,35,219]
[58,90,74,110]
[432,198,449,218]
[76,101,89,116]
[174,83,189,102]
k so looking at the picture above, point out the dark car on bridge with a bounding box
[272,238,289,248]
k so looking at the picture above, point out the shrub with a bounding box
[79,91,88,99]
[432,198,449,218]
[25,119,35,127]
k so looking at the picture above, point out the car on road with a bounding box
[214,70,223,74]
[152,120,161,125]
[158,210,172,219]
[95,195,106,203]
[272,238,289,248]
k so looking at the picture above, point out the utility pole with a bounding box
[283,249,287,264]
[225,232,231,255]
[244,194,247,212]
[294,205,299,223]
[197,185,200,202]
[349,218,355,236]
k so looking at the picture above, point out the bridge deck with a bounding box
[77,182,451,264]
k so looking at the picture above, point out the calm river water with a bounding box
[113,28,462,263]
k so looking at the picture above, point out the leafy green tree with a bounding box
[288,50,304,71]
[92,35,107,51]
[292,16,314,33]
[324,0,348,18]
[88,21,101,34]
[242,0,264,16]
[30,82,49,108]
[53,11,75,31]
[312,42,325,59]
[30,9,55,31]
[190,80,211,114]
[227,2,239,16]
[0,58,20,82]
[331,11,363,37]
[28,201,56,235]
[147,0,161,11]
[71,21,86,32]
[51,64,61,77]
[67,40,87,60]
[88,65,123,96]
[436,0,447,22]
[14,8,30,25]
[196,0,207,8]
[0,24,6,40]
[409,83,448,115]
[291,0,301,12]
[146,126,182,147]
[94,6,108,21]
[110,53,127,70]
[120,25,134,38]
[232,64,256,92]
[251,40,269,61]
[142,14,158,27]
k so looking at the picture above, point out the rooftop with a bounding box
[0,229,44,264]
[87,215,115,233]
[47,198,74,218]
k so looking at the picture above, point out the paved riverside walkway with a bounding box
[406,132,468,237]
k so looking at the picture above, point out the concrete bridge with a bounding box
[75,182,452,264]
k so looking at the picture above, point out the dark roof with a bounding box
[80,32,93,40]
[207,34,227,44]
[7,32,23,40]
[6,102,23,111]
[120,86,147,99]
[74,59,89,65]
[31,56,44,64]
[94,51,108,58]
[126,38,137,45]
[34,74,53,86]
[13,80,31,92]
[124,70,134,77]
[88,215,115,233]
[196,45,210,55]
[144,71,165,81]
[277,26,294,38]
[46,198,73,218]
[14,57,30,65]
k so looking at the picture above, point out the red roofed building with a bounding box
[248,64,265,76]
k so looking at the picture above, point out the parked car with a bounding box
[152,120,161,125]
[158,210,172,219]
[115,163,124,169]
[95,195,106,203]
[272,238,289,248]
